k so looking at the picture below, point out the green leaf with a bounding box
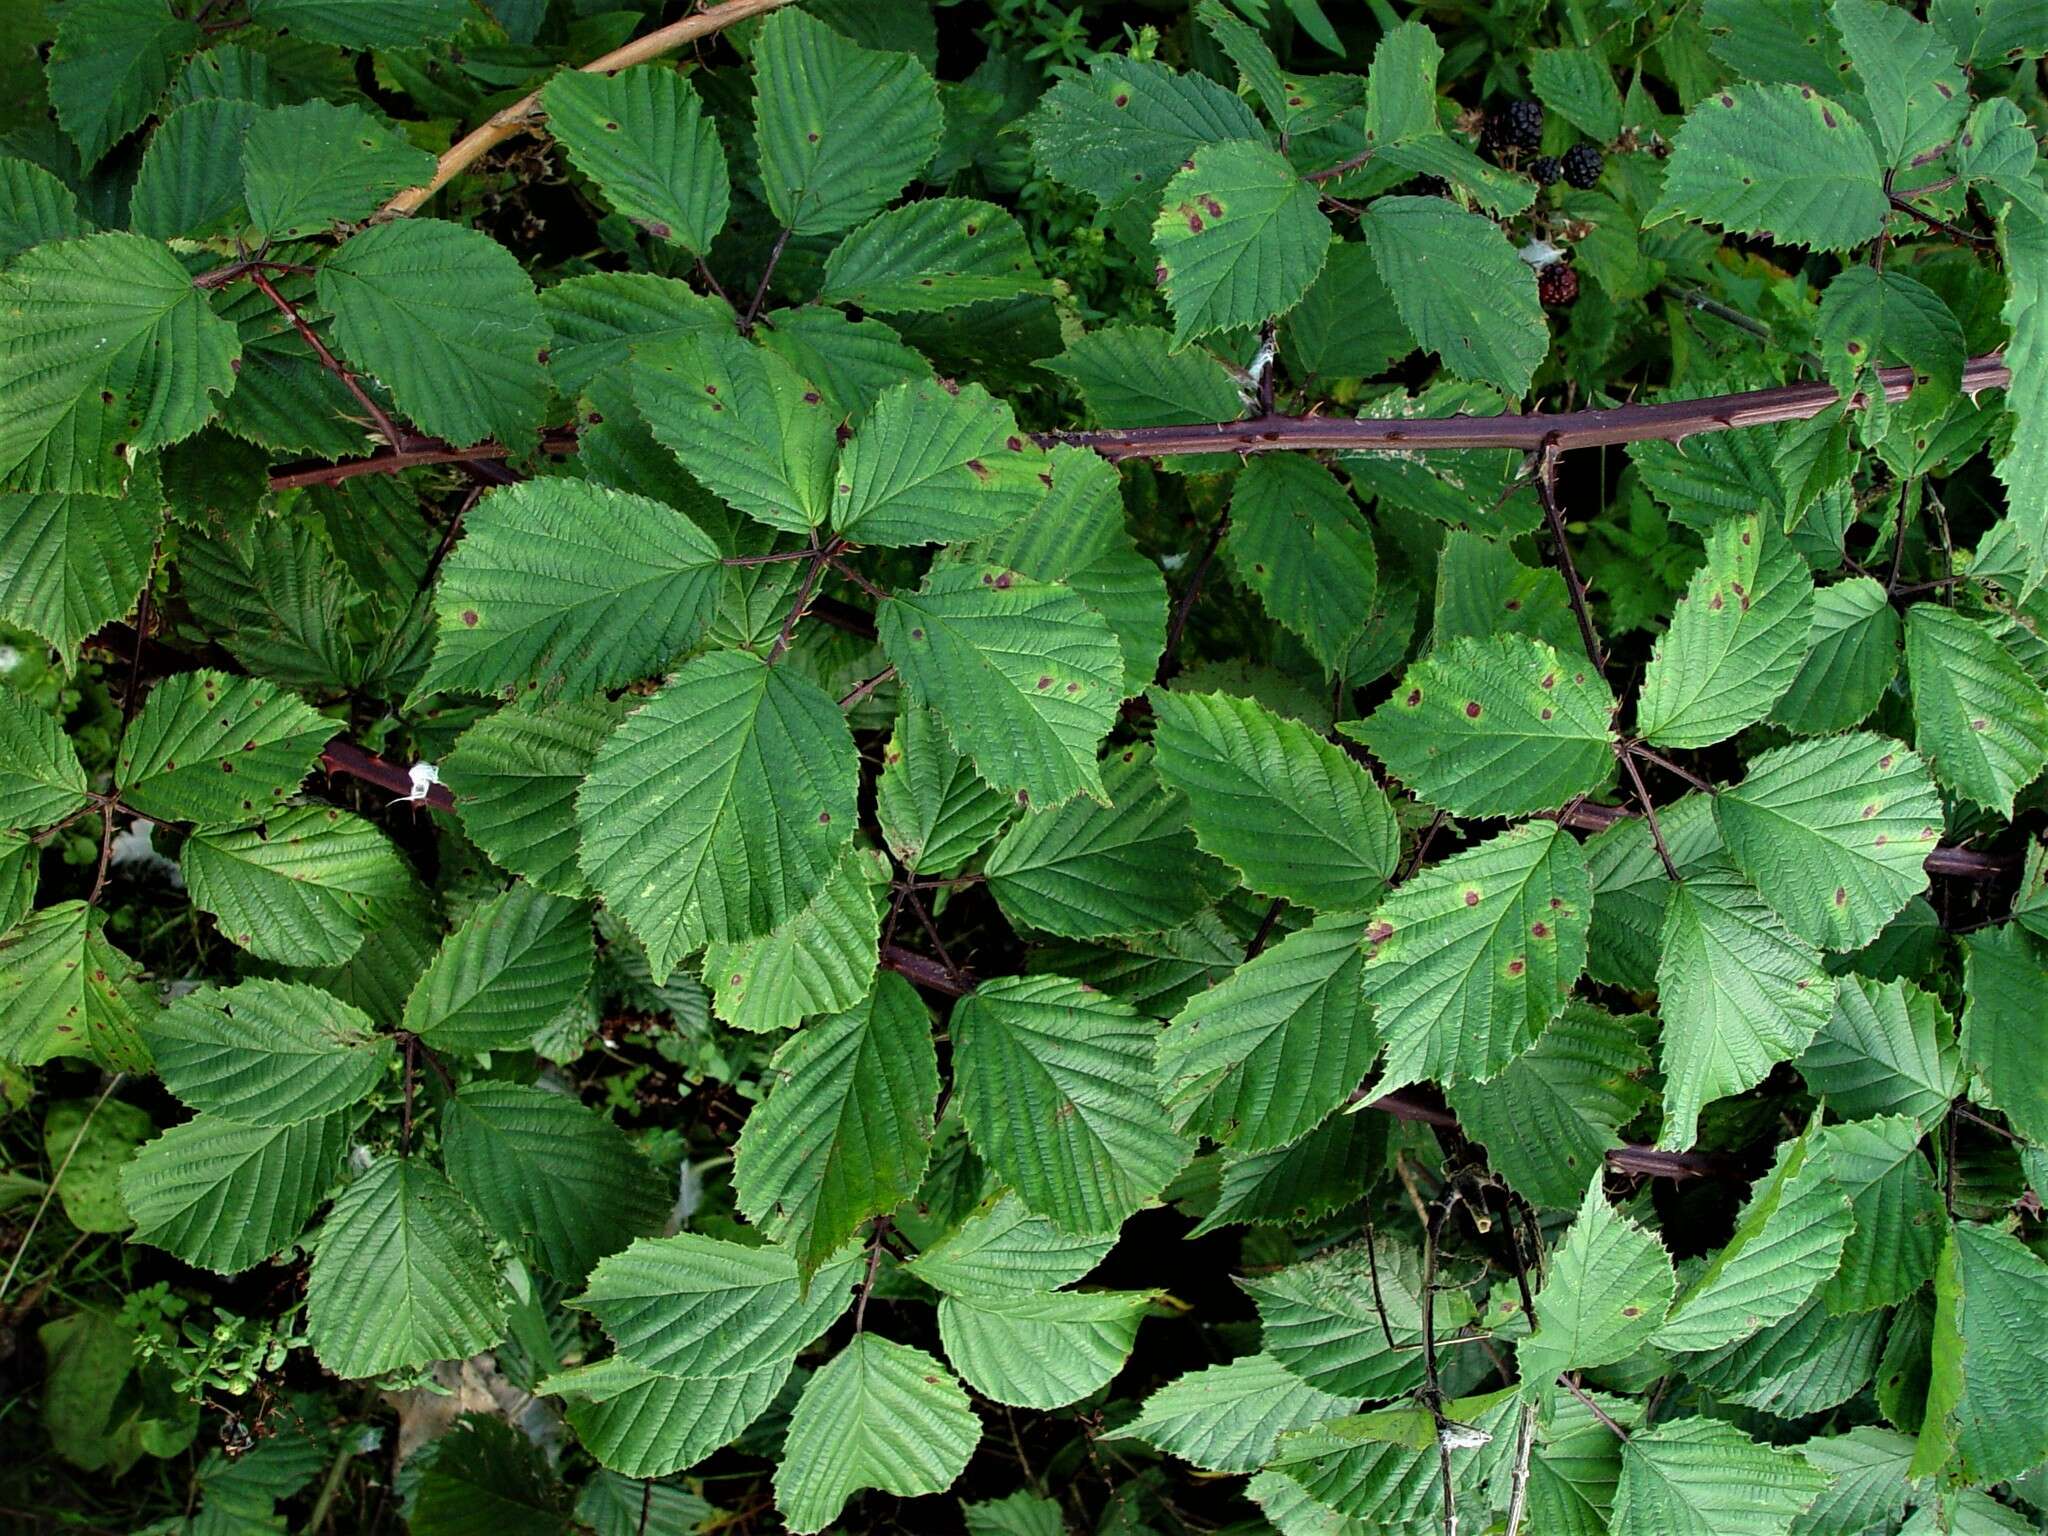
[1349,634,1617,818]
[1447,1003,1653,1209]
[1612,1417,1829,1536]
[576,651,856,979]
[406,1416,576,1536]
[440,1083,670,1281]
[317,221,550,452]
[1026,55,1262,214]
[1655,858,1835,1151]
[1158,911,1378,1151]
[1716,734,1942,952]
[241,101,437,242]
[305,1156,510,1380]
[751,8,942,238]
[733,971,938,1277]
[1197,1,1358,137]
[0,158,89,267]
[181,807,416,967]
[1904,603,2048,817]
[1042,324,1246,429]
[1831,0,1968,168]
[1152,140,1332,343]
[539,272,732,400]
[1792,1428,1915,1536]
[143,977,390,1125]
[953,973,1191,1234]
[575,1234,859,1378]
[1585,795,1725,993]
[1223,456,1379,678]
[1638,514,1816,750]
[1114,1353,1356,1474]
[1818,1115,1942,1314]
[1432,531,1587,661]
[1527,48,1624,141]
[403,883,593,1054]
[541,65,727,253]
[1363,821,1591,1089]
[1361,197,1547,396]
[123,1107,357,1275]
[1193,1109,1387,1237]
[129,99,258,241]
[47,0,196,167]
[1264,1389,1519,1526]
[940,1288,1152,1412]
[1799,974,1960,1128]
[1519,1177,1676,1390]
[0,902,152,1071]
[1649,83,1888,252]
[115,670,330,826]
[445,697,620,897]
[1816,268,1966,403]
[542,1355,791,1480]
[876,704,1011,876]
[248,0,469,48]
[704,843,887,1034]
[632,328,836,536]
[1769,577,1900,734]
[1914,1221,2048,1485]
[1246,1238,1464,1401]
[0,233,240,495]
[1990,188,2048,592]
[1652,1122,1853,1354]
[1959,924,2048,1145]
[1362,20,1444,144]
[0,487,159,657]
[0,687,89,830]
[1157,688,1396,910]
[421,479,722,699]
[1283,242,1412,382]
[879,563,1124,810]
[819,199,1048,313]
[905,1190,1115,1299]
[831,378,1049,548]
[774,1335,980,1535]
[987,744,1220,940]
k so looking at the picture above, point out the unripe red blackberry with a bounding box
[1561,144,1604,189]
[1538,264,1580,307]
[1531,156,1562,186]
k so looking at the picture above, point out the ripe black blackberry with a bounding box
[1482,99,1544,154]
[1561,144,1604,188]
[1538,264,1580,307]
[1531,156,1562,186]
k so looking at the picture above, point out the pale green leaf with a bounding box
[1158,911,1378,1151]
[241,100,436,242]
[1915,1221,2048,1485]
[441,1082,670,1280]
[1245,1238,1465,1401]
[1792,1427,1915,1536]
[1361,197,1547,396]
[0,901,152,1071]
[542,1355,790,1480]
[1799,974,1959,1128]
[819,198,1048,313]
[831,378,1049,549]
[576,651,857,979]
[539,271,732,399]
[1816,268,1966,402]
[1638,514,1816,750]
[0,487,159,656]
[47,0,196,168]
[0,688,90,830]
[876,704,1011,876]
[1193,1109,1387,1236]
[1716,733,1942,952]
[1654,858,1835,1152]
[1363,821,1591,1089]
[774,1335,980,1535]
[905,1190,1114,1299]
[305,1156,510,1380]
[704,843,887,1034]
[317,220,550,452]
[1113,1353,1356,1475]
[1819,1115,1942,1314]
[1026,55,1262,214]
[1769,577,1899,734]
[1265,1389,1519,1526]
[445,697,621,897]
[751,8,942,238]
[1519,1177,1677,1389]
[542,65,728,253]
[1349,634,1617,817]
[1959,924,2048,1145]
[1904,603,2048,817]
[0,233,240,495]
[1152,140,1332,343]
[182,807,416,967]
[1042,323,1246,428]
[1223,456,1379,678]
[1832,0,1968,168]
[1528,48,1624,141]
[733,971,938,1276]
[1432,531,1587,661]
[879,563,1123,810]
[1649,83,1888,252]
[938,1288,1151,1408]
[1151,687,1397,912]
[1612,1416,1829,1536]
[116,670,330,826]
[403,884,592,1053]
[143,977,390,1125]
[1585,795,1726,992]
[421,479,722,699]
[953,973,1191,1234]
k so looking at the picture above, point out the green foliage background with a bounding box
[2,0,2048,1532]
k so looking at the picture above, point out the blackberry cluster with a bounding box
[1538,264,1580,307]
[1530,156,1562,186]
[1481,99,1544,155]
[1561,144,1604,189]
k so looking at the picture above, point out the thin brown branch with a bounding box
[741,228,793,333]
[1626,742,1716,798]
[1887,192,1992,247]
[380,0,798,217]
[768,548,829,664]
[852,1216,890,1332]
[1535,442,1605,673]
[247,266,404,450]
[838,666,896,711]
[1618,748,1681,882]
[1158,515,1229,683]
[318,738,457,812]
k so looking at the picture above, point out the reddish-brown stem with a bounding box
[1618,747,1681,882]
[1159,516,1229,683]
[1534,442,1606,673]
[1244,898,1286,960]
[1304,148,1375,184]
[838,666,896,710]
[768,547,830,664]
[247,267,406,451]
[318,738,457,812]
[1887,192,1991,247]
[1626,741,1716,798]
[741,228,792,333]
